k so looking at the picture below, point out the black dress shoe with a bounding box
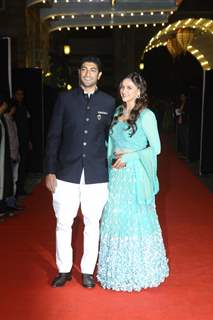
[51,272,72,287]
[82,274,95,288]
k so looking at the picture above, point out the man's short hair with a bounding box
[79,56,102,72]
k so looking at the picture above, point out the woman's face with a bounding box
[120,78,140,105]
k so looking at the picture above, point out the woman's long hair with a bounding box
[111,72,148,137]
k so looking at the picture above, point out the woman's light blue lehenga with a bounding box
[97,107,169,292]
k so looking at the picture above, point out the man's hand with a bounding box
[112,152,126,169]
[46,174,57,193]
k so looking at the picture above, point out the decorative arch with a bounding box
[143,18,213,70]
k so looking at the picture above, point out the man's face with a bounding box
[15,90,24,103]
[79,62,102,89]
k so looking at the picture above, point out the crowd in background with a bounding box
[0,89,31,222]
[150,89,196,161]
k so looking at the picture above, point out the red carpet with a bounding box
[1,137,213,320]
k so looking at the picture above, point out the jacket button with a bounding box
[83,142,87,146]
[87,106,90,110]
[84,130,88,134]
[86,118,90,122]
[82,153,86,158]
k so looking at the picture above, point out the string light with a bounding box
[197,54,204,59]
[46,4,213,37]
[67,84,72,91]
[205,21,212,27]
[191,49,199,54]
[64,45,71,55]
[195,18,203,25]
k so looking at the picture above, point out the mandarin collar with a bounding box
[78,86,99,96]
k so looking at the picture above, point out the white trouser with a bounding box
[52,178,108,274]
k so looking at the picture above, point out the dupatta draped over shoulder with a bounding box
[107,107,160,205]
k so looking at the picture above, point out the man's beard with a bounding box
[80,79,97,88]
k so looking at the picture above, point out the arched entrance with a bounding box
[142,18,213,174]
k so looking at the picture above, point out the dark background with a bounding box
[1,0,213,174]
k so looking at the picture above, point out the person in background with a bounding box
[0,95,14,219]
[175,93,188,159]
[4,103,23,212]
[12,88,31,196]
[97,72,169,292]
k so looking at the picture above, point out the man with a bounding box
[45,56,115,288]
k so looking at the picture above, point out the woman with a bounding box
[97,73,169,292]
